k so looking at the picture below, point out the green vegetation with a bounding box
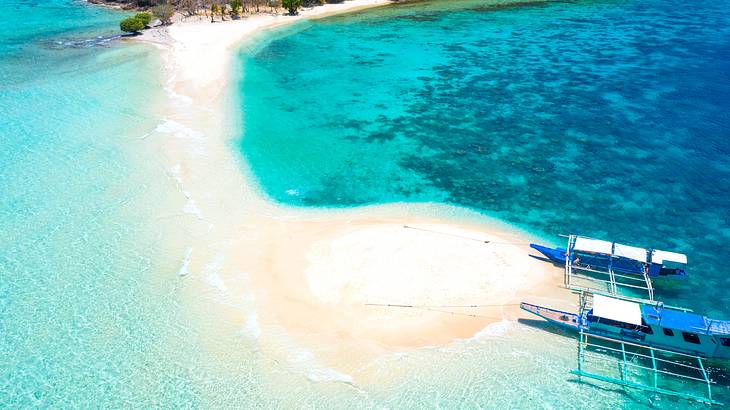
[210,2,220,22]
[120,16,146,33]
[134,12,153,26]
[282,0,302,15]
[115,0,349,28]
[119,11,153,34]
[152,3,175,25]
[231,0,242,17]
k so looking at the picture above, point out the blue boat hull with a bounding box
[529,243,566,264]
[529,243,686,278]
[521,301,730,359]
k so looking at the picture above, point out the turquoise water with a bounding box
[239,0,730,313]
[3,0,730,407]
[237,0,730,404]
[0,1,211,406]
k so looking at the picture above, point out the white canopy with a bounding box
[592,294,642,326]
[613,243,648,262]
[574,237,612,254]
[651,249,687,265]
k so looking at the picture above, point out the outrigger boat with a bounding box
[531,236,688,278]
[531,235,688,301]
[522,294,730,359]
[521,292,728,405]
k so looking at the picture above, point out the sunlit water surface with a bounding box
[237,0,730,405]
[239,0,729,320]
[2,0,729,407]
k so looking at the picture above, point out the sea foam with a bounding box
[155,119,208,156]
[178,247,193,277]
[243,312,261,339]
[288,347,354,384]
[204,253,227,292]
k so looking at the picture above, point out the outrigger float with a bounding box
[521,292,728,405]
[531,235,688,301]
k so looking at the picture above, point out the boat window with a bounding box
[662,328,674,336]
[721,338,730,347]
[682,332,701,344]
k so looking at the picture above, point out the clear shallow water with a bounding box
[0,1,233,406]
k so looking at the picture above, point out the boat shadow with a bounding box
[517,318,577,338]
[528,254,557,265]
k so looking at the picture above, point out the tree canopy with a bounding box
[231,0,242,16]
[120,16,147,33]
[281,0,302,15]
[134,12,153,26]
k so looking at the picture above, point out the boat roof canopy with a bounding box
[613,243,648,262]
[570,236,686,266]
[651,249,687,265]
[641,305,730,335]
[708,320,730,335]
[660,309,706,332]
[592,294,642,326]
[574,237,612,254]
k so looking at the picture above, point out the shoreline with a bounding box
[133,0,570,378]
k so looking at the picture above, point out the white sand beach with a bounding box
[134,0,570,378]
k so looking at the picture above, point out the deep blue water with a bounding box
[238,0,730,316]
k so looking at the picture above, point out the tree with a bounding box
[281,0,301,15]
[134,12,153,26]
[120,16,146,33]
[231,0,242,17]
[153,3,175,25]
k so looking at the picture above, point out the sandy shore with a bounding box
[134,0,569,379]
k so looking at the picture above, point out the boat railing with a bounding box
[567,264,656,301]
[688,319,730,336]
[644,269,655,303]
[584,332,710,362]
[561,233,659,301]
[579,351,710,383]
[575,289,696,314]
[575,331,721,405]
[564,235,576,288]
[572,265,646,283]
